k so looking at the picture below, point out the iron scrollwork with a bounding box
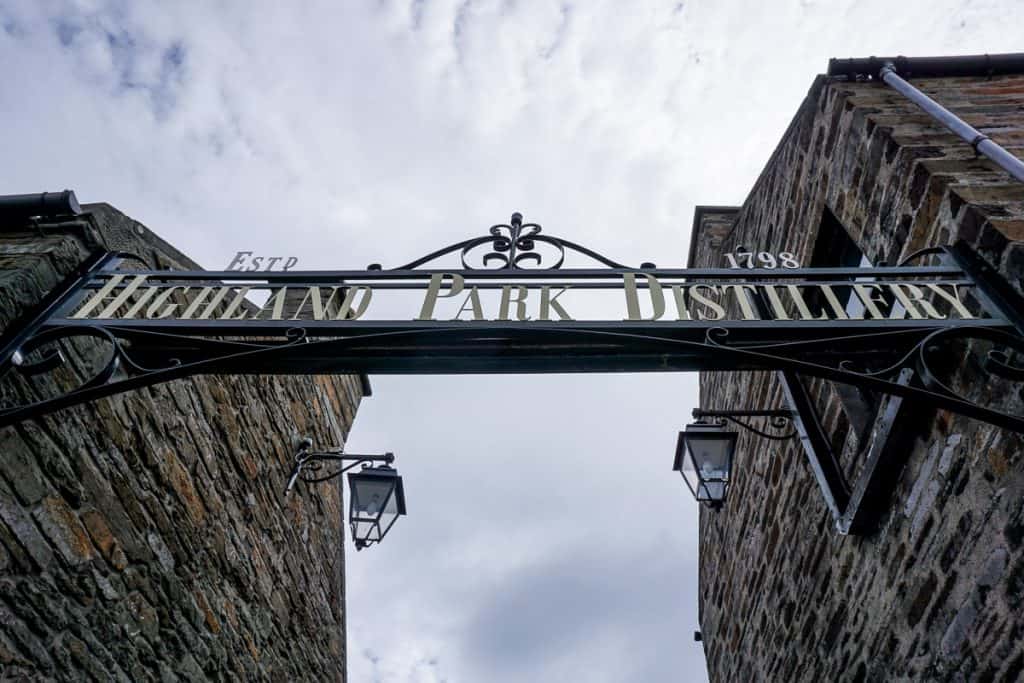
[284,437,394,495]
[691,409,798,441]
[0,326,312,427]
[6,323,1024,437]
[371,212,654,271]
[1,226,1024,438]
[697,322,1024,434]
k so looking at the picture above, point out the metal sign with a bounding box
[68,270,975,325]
[2,213,1024,431]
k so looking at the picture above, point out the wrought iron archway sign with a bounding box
[3,212,1024,433]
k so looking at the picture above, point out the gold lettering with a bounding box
[926,284,975,319]
[785,285,828,321]
[819,285,849,320]
[498,285,530,321]
[418,274,464,321]
[146,286,190,319]
[853,284,889,319]
[183,286,232,319]
[219,286,253,320]
[72,275,960,327]
[670,285,691,320]
[727,285,760,320]
[690,285,725,321]
[334,286,372,320]
[539,286,573,321]
[121,285,160,319]
[97,275,148,318]
[254,288,289,320]
[622,273,665,321]
[888,283,944,320]
[761,285,790,320]
[71,275,127,318]
[453,287,484,320]
[290,287,337,320]
[72,275,149,319]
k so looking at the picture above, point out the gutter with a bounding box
[827,53,1024,79]
[828,53,1024,184]
[0,190,82,221]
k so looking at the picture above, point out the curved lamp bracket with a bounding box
[284,437,395,495]
[691,409,797,441]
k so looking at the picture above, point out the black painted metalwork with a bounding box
[741,283,850,522]
[674,421,737,509]
[283,438,406,550]
[897,246,949,267]
[945,241,1024,335]
[284,437,395,495]
[778,370,851,521]
[694,367,956,534]
[828,53,1024,80]
[838,368,918,534]
[348,464,406,551]
[374,212,642,271]
[0,250,116,369]
[690,408,797,441]
[685,391,851,520]
[0,224,1022,446]
[0,190,82,221]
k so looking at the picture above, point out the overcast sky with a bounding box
[1,1,1020,681]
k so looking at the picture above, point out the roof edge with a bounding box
[687,206,741,268]
[686,74,829,268]
[828,52,1024,79]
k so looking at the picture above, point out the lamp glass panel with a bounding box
[352,519,381,543]
[698,481,726,502]
[351,478,395,520]
[680,445,701,495]
[685,433,734,478]
[376,488,400,537]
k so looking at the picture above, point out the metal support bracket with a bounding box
[0,250,117,370]
[284,437,394,495]
[691,408,797,440]
[777,370,851,524]
[945,240,1024,335]
[838,368,917,534]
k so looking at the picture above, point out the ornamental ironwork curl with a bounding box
[699,323,1024,433]
[914,325,1024,403]
[9,326,122,391]
[829,324,1024,401]
[3,322,1024,435]
[293,456,343,484]
[708,414,798,441]
[0,325,312,424]
[898,246,949,267]
[283,438,395,495]
[369,212,653,271]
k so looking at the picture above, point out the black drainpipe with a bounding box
[0,190,82,221]
[828,54,1024,184]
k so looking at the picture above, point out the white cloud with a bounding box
[2,1,1021,680]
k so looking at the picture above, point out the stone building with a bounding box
[690,56,1024,680]
[0,200,364,680]
[5,51,1024,683]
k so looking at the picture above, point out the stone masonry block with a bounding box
[31,496,94,566]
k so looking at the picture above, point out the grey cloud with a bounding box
[3,2,1022,682]
[53,16,81,46]
[460,538,691,682]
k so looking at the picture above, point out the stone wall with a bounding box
[0,205,364,681]
[692,73,1024,681]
